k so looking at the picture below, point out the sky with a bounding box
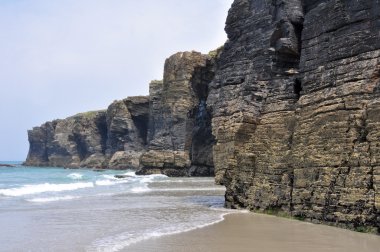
[0,0,233,161]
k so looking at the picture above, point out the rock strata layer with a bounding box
[25,111,108,168]
[138,51,216,176]
[208,0,380,231]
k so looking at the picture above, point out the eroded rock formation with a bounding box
[138,51,216,176]
[25,52,216,176]
[209,0,380,231]
[25,111,108,168]
[105,96,149,169]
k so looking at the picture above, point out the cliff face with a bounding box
[138,51,216,176]
[105,96,150,169]
[25,51,216,176]
[209,0,380,230]
[25,111,108,168]
[25,98,149,169]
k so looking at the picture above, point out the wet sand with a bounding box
[127,212,380,252]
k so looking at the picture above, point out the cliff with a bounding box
[25,111,108,168]
[138,51,216,176]
[208,0,379,231]
[25,0,380,231]
[25,51,216,176]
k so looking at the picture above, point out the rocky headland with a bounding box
[25,0,380,232]
[25,51,217,176]
[0,164,16,167]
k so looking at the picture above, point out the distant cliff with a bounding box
[25,51,216,177]
[24,97,148,169]
[25,0,380,231]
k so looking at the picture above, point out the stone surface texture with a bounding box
[138,51,216,176]
[25,111,108,168]
[208,0,380,231]
[105,96,149,169]
[25,97,149,169]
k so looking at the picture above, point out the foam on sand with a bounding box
[27,195,80,203]
[87,213,230,252]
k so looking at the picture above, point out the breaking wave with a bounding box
[0,182,94,197]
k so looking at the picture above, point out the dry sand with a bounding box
[127,212,380,252]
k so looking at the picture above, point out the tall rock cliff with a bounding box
[209,0,380,231]
[25,111,108,168]
[25,51,216,176]
[138,51,216,176]
[105,96,150,169]
[25,97,150,169]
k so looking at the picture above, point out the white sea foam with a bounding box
[139,174,168,183]
[27,195,80,203]
[95,180,116,186]
[101,175,117,180]
[67,173,83,180]
[0,182,94,197]
[151,178,215,183]
[95,179,133,186]
[130,185,151,193]
[94,172,165,190]
[95,180,127,186]
[153,187,225,192]
[122,171,137,177]
[87,213,230,252]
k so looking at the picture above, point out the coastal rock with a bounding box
[25,97,149,169]
[209,0,380,231]
[24,51,217,175]
[138,51,216,176]
[25,111,107,168]
[105,97,149,169]
[108,151,141,169]
[114,174,133,179]
[0,164,16,167]
[138,150,191,176]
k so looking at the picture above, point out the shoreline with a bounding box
[126,212,380,252]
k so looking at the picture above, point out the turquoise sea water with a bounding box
[0,162,229,251]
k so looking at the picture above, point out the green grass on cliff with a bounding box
[74,110,106,119]
[208,45,224,58]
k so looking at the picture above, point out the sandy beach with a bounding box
[127,212,380,252]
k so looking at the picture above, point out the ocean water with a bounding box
[0,162,230,252]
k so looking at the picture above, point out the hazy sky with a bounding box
[0,0,233,161]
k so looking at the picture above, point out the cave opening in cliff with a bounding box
[294,78,302,99]
[96,115,108,154]
[188,60,216,176]
[132,115,149,146]
[71,133,88,161]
